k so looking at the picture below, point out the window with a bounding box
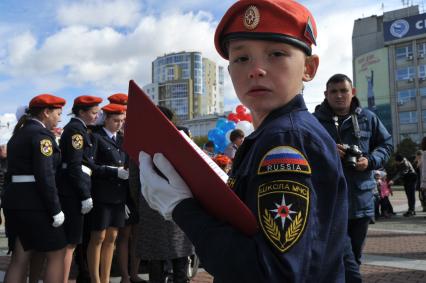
[418,42,426,57]
[395,45,413,60]
[399,111,417,124]
[400,133,419,143]
[397,89,416,105]
[423,110,426,123]
[396,67,415,80]
[419,65,426,79]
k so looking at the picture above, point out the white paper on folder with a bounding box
[179,130,229,184]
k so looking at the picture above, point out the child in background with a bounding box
[213,154,232,175]
[377,171,394,217]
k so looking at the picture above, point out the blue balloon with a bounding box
[224,121,236,133]
[208,128,222,141]
[216,118,228,130]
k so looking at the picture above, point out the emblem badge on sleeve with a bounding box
[258,180,309,253]
[40,139,53,157]
[258,146,311,175]
[72,134,84,150]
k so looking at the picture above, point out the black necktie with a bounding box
[112,135,116,142]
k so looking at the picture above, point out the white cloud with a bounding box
[57,0,141,28]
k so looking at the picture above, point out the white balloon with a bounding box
[225,129,233,143]
[236,120,254,136]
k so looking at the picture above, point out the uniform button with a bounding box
[118,160,122,163]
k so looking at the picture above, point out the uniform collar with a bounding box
[245,94,307,141]
[72,117,87,128]
[29,118,46,128]
[102,127,116,140]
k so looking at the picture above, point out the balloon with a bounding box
[223,120,236,133]
[216,118,228,130]
[236,112,246,120]
[227,113,240,123]
[245,113,253,123]
[208,128,224,142]
[225,129,233,144]
[236,104,247,115]
[236,120,254,136]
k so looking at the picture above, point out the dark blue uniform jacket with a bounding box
[58,118,94,200]
[173,95,348,283]
[3,120,62,216]
[91,127,128,204]
[314,98,393,219]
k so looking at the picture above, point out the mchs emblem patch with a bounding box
[258,146,311,175]
[258,180,309,253]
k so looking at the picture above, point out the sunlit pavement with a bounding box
[0,189,425,282]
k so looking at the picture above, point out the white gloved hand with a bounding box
[118,167,129,180]
[125,204,130,219]
[81,197,93,214]
[139,151,193,220]
[52,211,65,227]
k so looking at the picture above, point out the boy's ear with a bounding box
[303,55,319,82]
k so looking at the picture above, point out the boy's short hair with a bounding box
[230,129,245,142]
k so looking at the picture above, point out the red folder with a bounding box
[123,80,258,236]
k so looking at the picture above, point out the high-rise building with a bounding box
[352,5,426,144]
[143,51,224,121]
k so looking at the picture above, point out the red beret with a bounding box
[102,103,127,114]
[73,95,103,107]
[214,0,317,59]
[213,154,232,167]
[108,93,128,105]
[29,94,66,108]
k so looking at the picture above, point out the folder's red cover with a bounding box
[123,80,258,236]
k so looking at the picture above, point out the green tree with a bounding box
[193,135,209,147]
[396,138,418,162]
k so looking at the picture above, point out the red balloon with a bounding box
[236,105,247,115]
[242,113,253,122]
[227,113,238,121]
[236,112,246,120]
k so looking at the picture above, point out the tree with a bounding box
[396,138,418,162]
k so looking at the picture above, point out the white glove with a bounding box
[118,167,129,180]
[125,204,130,219]
[52,211,65,227]
[81,198,93,214]
[139,151,193,220]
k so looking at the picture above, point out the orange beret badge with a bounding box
[40,139,53,157]
[244,5,260,30]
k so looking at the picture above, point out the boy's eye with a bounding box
[270,51,286,57]
[232,56,249,63]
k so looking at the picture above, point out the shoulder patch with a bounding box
[40,139,53,157]
[258,146,311,175]
[258,180,309,253]
[72,134,84,150]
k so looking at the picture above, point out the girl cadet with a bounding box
[3,94,67,283]
[108,93,144,283]
[57,95,102,283]
[87,103,129,283]
[138,0,348,282]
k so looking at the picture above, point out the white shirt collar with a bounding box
[102,127,116,140]
[30,118,46,128]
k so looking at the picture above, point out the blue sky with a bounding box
[0,0,408,137]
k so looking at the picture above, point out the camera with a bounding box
[342,144,363,168]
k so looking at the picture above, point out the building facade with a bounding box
[353,5,426,144]
[144,51,224,122]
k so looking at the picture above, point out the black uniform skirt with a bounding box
[4,209,67,252]
[60,196,84,244]
[89,202,125,231]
